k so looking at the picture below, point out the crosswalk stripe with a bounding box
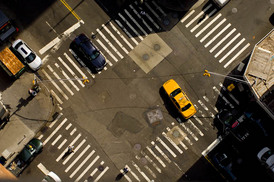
[115,19,139,45]
[58,57,85,87]
[38,134,43,140]
[179,123,197,142]
[119,12,144,41]
[49,113,63,128]
[129,5,153,32]
[179,141,188,150]
[186,4,212,28]
[56,133,81,162]
[65,144,89,171]
[96,28,124,58]
[198,100,208,111]
[191,8,217,33]
[63,139,86,165]
[144,2,161,21]
[121,169,132,182]
[42,69,69,100]
[156,137,176,158]
[188,119,204,136]
[76,155,99,182]
[54,63,80,91]
[193,115,204,126]
[162,132,183,154]
[109,21,134,50]
[102,24,129,54]
[220,35,245,62]
[90,161,105,177]
[202,96,218,112]
[213,86,234,108]
[219,82,240,105]
[210,28,236,53]
[151,141,171,163]
[124,9,148,36]
[58,139,67,149]
[44,118,67,145]
[66,123,72,130]
[69,150,95,178]
[64,52,88,79]
[132,161,151,182]
[94,166,109,182]
[152,0,167,16]
[144,165,156,179]
[196,13,222,37]
[200,18,226,42]
[141,151,161,173]
[125,165,140,181]
[215,32,241,58]
[134,1,160,30]
[223,42,250,67]
[96,38,119,62]
[52,134,62,146]
[47,65,74,96]
[50,90,63,105]
[205,23,230,48]
[181,10,195,23]
[70,127,77,135]
[146,146,166,167]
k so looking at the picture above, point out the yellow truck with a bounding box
[0,47,25,78]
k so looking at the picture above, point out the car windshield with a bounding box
[170,88,181,97]
[261,149,273,162]
[26,52,36,63]
[90,50,100,60]
[14,41,23,49]
[181,103,191,111]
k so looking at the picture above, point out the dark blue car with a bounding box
[71,34,107,72]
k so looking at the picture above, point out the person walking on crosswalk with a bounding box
[67,146,74,153]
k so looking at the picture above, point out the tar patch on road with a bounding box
[107,111,144,137]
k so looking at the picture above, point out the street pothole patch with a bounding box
[166,126,186,145]
[107,111,144,137]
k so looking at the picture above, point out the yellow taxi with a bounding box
[163,79,196,119]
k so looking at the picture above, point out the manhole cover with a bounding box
[142,54,149,60]
[154,44,160,51]
[172,130,180,138]
[98,165,104,171]
[87,176,93,182]
[134,143,141,151]
[162,17,170,26]
[172,13,178,19]
[232,8,237,13]
[140,157,147,164]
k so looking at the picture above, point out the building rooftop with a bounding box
[244,29,274,119]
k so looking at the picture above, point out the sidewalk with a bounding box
[0,72,56,167]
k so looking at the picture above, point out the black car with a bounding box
[217,109,249,142]
[70,34,107,72]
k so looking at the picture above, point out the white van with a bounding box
[42,172,61,182]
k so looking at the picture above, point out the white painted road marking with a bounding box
[43,118,67,145]
[37,163,49,175]
[65,144,90,171]
[56,133,81,162]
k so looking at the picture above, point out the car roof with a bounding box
[75,34,96,54]
[12,39,32,58]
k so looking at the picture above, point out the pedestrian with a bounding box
[140,10,146,16]
[28,89,37,97]
[67,146,74,153]
[123,167,128,174]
